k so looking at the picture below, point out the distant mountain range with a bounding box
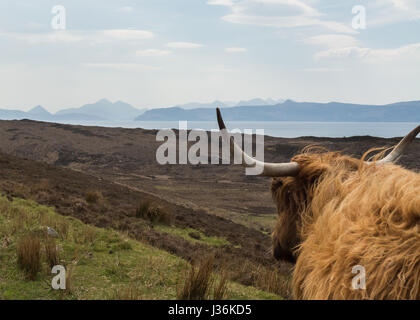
[0,99,146,121]
[2,99,420,123]
[174,98,285,109]
[0,98,284,122]
[135,100,420,122]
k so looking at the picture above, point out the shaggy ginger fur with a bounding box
[271,151,420,300]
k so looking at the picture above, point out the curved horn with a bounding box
[375,124,420,164]
[216,108,300,177]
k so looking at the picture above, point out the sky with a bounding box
[0,0,419,112]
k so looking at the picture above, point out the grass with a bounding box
[177,255,229,300]
[0,195,279,300]
[156,225,231,247]
[17,234,41,280]
[230,260,292,299]
[44,238,59,269]
[177,255,215,300]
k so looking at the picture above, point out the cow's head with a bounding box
[216,108,420,263]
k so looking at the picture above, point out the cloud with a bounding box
[225,47,247,53]
[199,64,237,73]
[101,29,154,40]
[0,29,154,44]
[363,0,420,26]
[136,49,172,56]
[315,42,420,62]
[210,0,357,34]
[82,63,161,71]
[166,42,204,49]
[303,34,360,49]
[0,31,84,44]
[207,0,234,6]
[119,6,134,13]
[302,68,347,72]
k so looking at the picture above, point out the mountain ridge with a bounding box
[135,100,420,122]
[2,99,420,122]
[0,99,145,121]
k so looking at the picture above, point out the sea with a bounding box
[53,120,420,139]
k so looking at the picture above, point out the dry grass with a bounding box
[9,182,30,198]
[17,234,41,280]
[85,190,103,204]
[113,286,143,300]
[11,207,28,234]
[40,213,69,240]
[61,264,74,295]
[231,260,292,298]
[135,200,173,225]
[44,238,59,270]
[177,255,230,300]
[213,270,229,300]
[73,225,97,244]
[177,255,214,300]
[31,179,50,193]
[255,267,291,298]
[82,225,97,243]
[53,218,69,240]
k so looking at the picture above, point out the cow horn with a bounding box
[216,108,300,177]
[375,124,420,164]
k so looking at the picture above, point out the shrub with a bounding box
[135,200,173,225]
[17,235,41,280]
[85,190,103,204]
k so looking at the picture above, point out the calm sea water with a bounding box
[53,120,420,138]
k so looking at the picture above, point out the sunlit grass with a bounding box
[0,196,278,300]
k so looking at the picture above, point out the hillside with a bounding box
[0,195,277,300]
[0,119,420,299]
[0,150,292,298]
[136,100,420,122]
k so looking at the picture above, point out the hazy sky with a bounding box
[0,0,419,112]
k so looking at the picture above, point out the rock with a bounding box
[47,226,59,238]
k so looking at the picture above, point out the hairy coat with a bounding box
[271,151,420,299]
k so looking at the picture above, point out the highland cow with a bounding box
[216,108,420,300]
